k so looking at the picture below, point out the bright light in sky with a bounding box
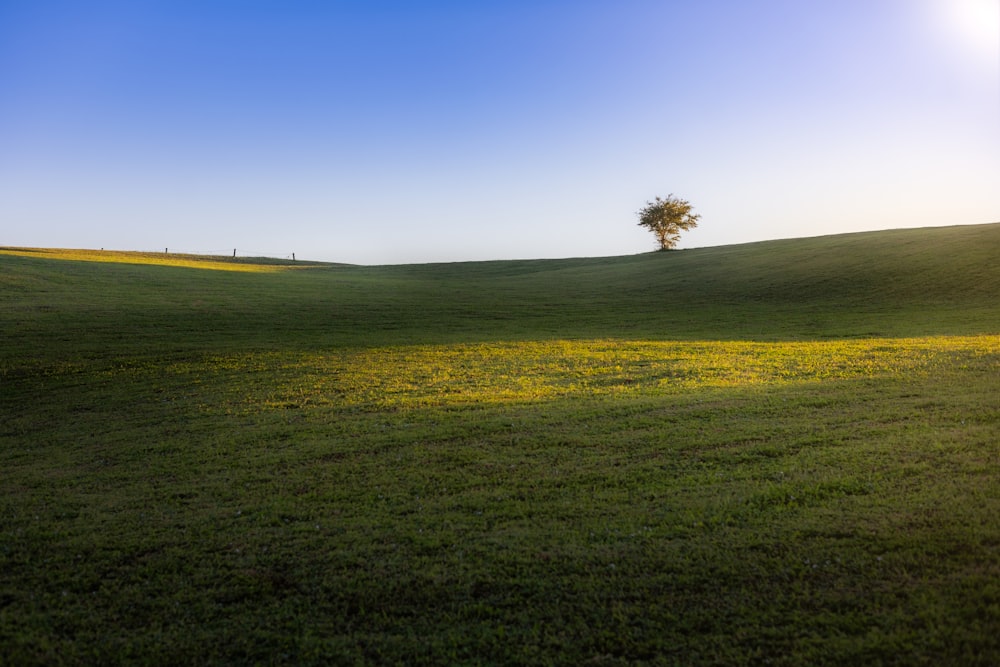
[935,0,1000,62]
[1,1,998,264]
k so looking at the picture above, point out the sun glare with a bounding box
[935,0,1000,64]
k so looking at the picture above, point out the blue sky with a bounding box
[2,0,998,264]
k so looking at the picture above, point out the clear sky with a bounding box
[2,0,998,264]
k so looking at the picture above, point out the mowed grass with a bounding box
[1,224,998,665]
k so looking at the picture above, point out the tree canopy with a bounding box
[637,195,700,250]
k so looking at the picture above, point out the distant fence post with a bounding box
[292,253,295,261]
[233,249,236,258]
[165,248,168,254]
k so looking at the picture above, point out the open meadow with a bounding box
[1,224,998,665]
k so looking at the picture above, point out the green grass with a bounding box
[1,224,998,665]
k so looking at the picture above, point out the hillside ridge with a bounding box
[2,223,997,348]
[3,222,997,272]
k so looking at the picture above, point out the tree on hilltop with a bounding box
[637,194,700,250]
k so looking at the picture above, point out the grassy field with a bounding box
[1,224,998,665]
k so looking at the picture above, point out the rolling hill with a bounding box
[2,223,998,360]
[1,223,998,665]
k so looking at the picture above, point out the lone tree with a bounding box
[637,194,700,250]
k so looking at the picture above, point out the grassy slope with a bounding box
[3,224,998,357]
[1,224,998,665]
